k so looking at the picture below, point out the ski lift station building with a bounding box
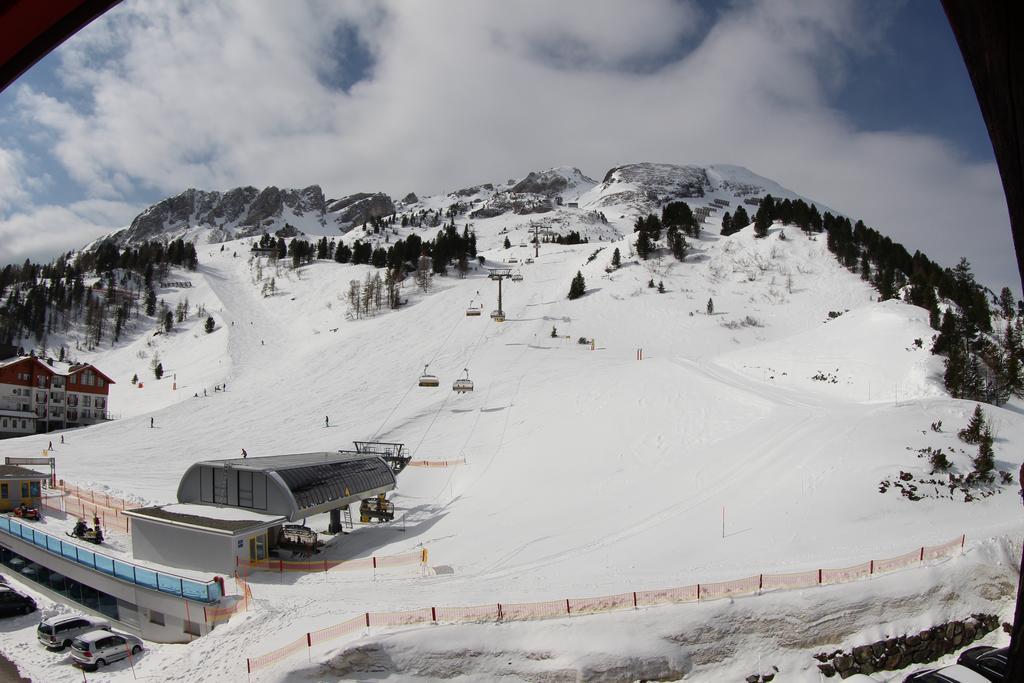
[123,451,398,574]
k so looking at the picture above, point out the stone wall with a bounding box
[814,613,999,678]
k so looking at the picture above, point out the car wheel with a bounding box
[62,640,71,650]
[95,658,106,668]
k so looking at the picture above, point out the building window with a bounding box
[20,420,26,429]
[29,482,39,497]
[21,483,28,498]
[0,483,7,499]
[149,610,165,626]
[98,378,104,388]
[69,375,76,385]
[83,396,92,408]
[1,419,6,428]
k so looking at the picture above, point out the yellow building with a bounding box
[0,465,46,512]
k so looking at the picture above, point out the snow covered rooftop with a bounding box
[124,503,286,534]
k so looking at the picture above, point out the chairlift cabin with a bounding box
[525,258,534,264]
[453,369,474,393]
[466,301,482,316]
[508,257,518,263]
[511,272,523,282]
[418,364,440,387]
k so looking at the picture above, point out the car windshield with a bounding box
[70,638,88,651]
[37,623,53,635]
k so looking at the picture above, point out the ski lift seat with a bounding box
[466,307,482,316]
[419,375,440,387]
[511,273,523,282]
[453,369,474,393]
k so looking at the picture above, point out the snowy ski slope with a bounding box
[0,187,1021,682]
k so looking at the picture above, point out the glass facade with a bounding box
[0,517,222,603]
[1,546,119,620]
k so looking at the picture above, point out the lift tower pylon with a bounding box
[487,267,513,322]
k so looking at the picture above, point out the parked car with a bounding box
[70,630,143,669]
[904,663,994,682]
[957,645,1008,682]
[37,614,111,650]
[0,586,37,616]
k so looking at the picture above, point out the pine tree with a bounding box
[732,205,749,230]
[205,316,215,334]
[568,271,586,300]
[994,286,1015,320]
[720,212,732,235]
[754,209,770,238]
[153,362,163,380]
[657,280,665,293]
[958,404,986,444]
[610,248,621,269]
[972,426,995,481]
[131,373,138,385]
[707,298,714,315]
[635,230,651,260]
[163,310,173,333]
[504,237,511,249]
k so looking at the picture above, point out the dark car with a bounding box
[0,586,37,616]
[904,663,992,682]
[957,645,1008,682]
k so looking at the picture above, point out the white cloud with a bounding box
[0,199,138,265]
[6,0,1017,289]
[0,146,31,212]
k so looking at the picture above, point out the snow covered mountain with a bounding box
[2,162,1021,682]
[100,163,818,249]
[107,184,397,247]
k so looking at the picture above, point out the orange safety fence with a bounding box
[873,548,921,575]
[698,574,760,601]
[238,548,427,575]
[244,534,968,676]
[821,561,872,586]
[58,481,136,512]
[246,636,308,674]
[432,604,501,623]
[635,584,698,607]
[206,572,254,625]
[760,569,820,592]
[407,458,467,468]
[308,615,365,647]
[38,496,131,535]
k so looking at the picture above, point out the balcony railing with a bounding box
[0,517,222,603]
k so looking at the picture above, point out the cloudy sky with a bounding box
[0,0,1016,290]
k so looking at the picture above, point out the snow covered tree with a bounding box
[657,280,665,293]
[503,237,511,249]
[144,289,157,316]
[163,310,173,333]
[205,316,215,334]
[415,255,433,292]
[720,211,732,235]
[568,271,586,300]
[610,248,621,269]
[958,404,987,444]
